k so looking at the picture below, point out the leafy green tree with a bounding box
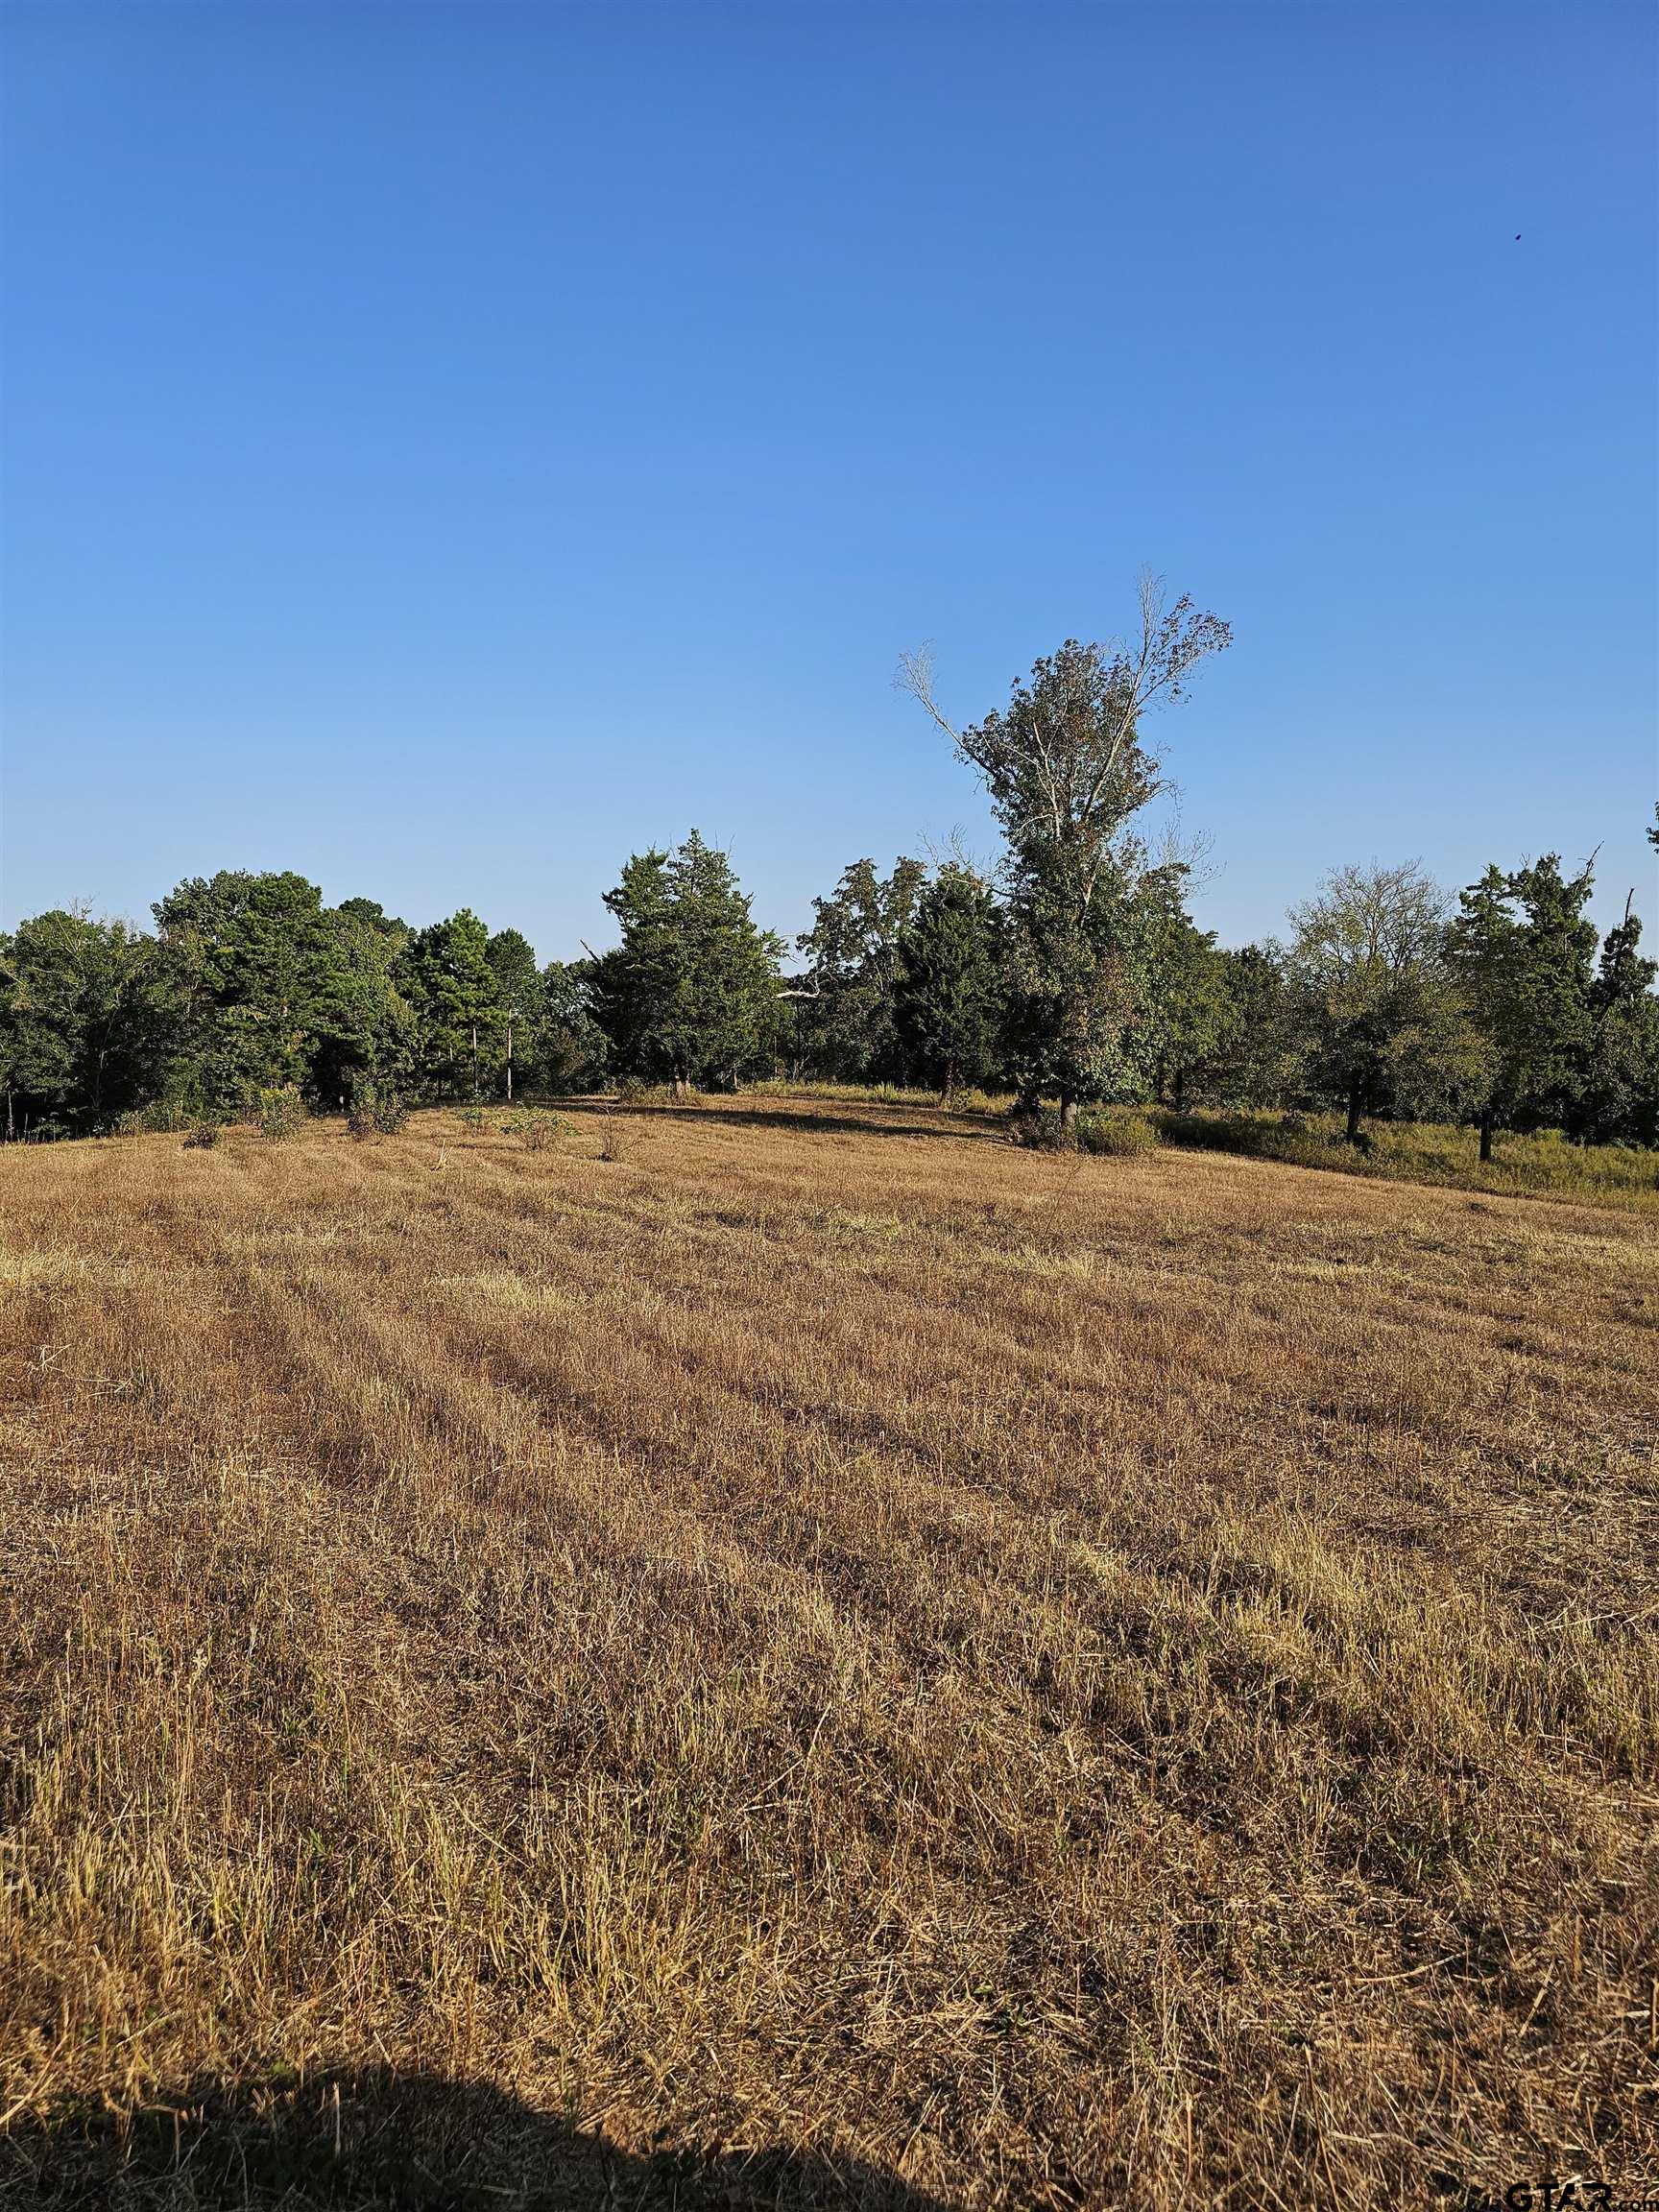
[893,867,1002,1099]
[540,959,611,1093]
[794,856,927,1081]
[593,832,781,1097]
[1206,945,1298,1107]
[152,871,347,1108]
[312,901,415,1106]
[1,909,162,1135]
[1448,856,1599,1154]
[1286,862,1486,1144]
[1137,879,1245,1112]
[902,577,1230,1129]
[486,927,543,1101]
[404,910,500,1099]
[1573,898,1659,1146]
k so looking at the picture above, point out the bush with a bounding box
[598,1113,631,1163]
[250,1086,306,1142]
[501,1107,564,1151]
[1010,1105,1159,1156]
[348,1086,407,1141]
[181,1124,219,1150]
[1009,1105,1068,1150]
[456,1105,487,1133]
[1076,1111,1158,1158]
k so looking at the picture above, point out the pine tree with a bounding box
[593,832,781,1097]
[894,868,1002,1100]
[404,910,500,1099]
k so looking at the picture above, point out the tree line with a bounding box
[5,582,1656,1154]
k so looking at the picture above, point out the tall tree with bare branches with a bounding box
[898,575,1231,1127]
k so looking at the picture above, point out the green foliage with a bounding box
[347,1084,407,1141]
[794,856,927,1081]
[1158,1108,1659,1210]
[1013,1102,1160,1156]
[893,867,1002,1098]
[1077,1109,1159,1156]
[314,901,415,1106]
[486,927,544,1095]
[250,1085,306,1142]
[500,1107,564,1151]
[1448,856,1598,1142]
[403,910,501,1099]
[1286,862,1486,1142]
[1,908,164,1134]
[153,871,346,1107]
[540,960,611,1092]
[910,588,1231,1118]
[1573,899,1659,1147]
[592,832,782,1094]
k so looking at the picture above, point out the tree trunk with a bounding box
[4,1090,12,1143]
[471,1023,479,1101]
[1172,1066,1187,1115]
[505,1022,513,1104]
[1060,1094,1078,1139]
[1345,1076,1363,1146]
[940,1056,957,1107]
[1478,1107,1494,1164]
[672,1068,687,1104]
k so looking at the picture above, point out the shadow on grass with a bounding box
[0,2068,955,2209]
[552,1098,1007,1147]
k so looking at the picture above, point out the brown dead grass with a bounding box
[1,1095,1655,2208]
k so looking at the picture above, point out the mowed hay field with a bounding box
[1,1099,1656,2210]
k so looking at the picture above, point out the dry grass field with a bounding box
[1,1096,1655,2209]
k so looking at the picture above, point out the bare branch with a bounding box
[894,645,960,746]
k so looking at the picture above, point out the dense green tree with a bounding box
[593,832,781,1097]
[486,927,543,1101]
[1139,882,1243,1112]
[1206,945,1298,1107]
[1286,862,1486,1144]
[152,871,347,1108]
[540,959,611,1092]
[404,910,500,1098]
[893,867,1002,1099]
[1,909,162,1135]
[794,856,927,1081]
[1449,856,1599,1154]
[902,578,1230,1128]
[1573,899,1659,1146]
[312,902,415,1105]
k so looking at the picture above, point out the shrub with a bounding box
[1076,1111,1158,1158]
[1009,1105,1069,1150]
[456,1105,487,1133]
[181,1124,219,1151]
[348,1086,408,1141]
[501,1108,564,1151]
[251,1086,306,1142]
[598,1114,631,1163]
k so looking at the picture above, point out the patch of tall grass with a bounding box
[1156,1108,1659,1210]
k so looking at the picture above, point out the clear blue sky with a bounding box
[3,1,1654,959]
